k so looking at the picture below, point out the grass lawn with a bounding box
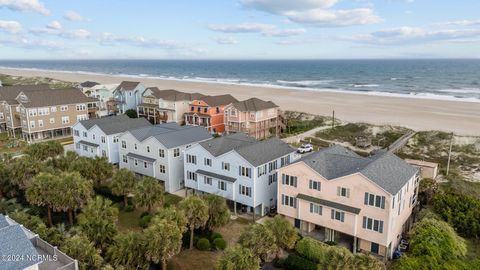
[164,193,183,207]
[168,249,219,270]
[117,208,143,232]
[215,217,252,246]
[0,132,26,155]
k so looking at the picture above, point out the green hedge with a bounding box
[196,238,211,251]
[213,238,227,250]
[284,254,316,270]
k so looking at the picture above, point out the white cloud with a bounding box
[0,20,22,33]
[0,37,66,50]
[213,36,239,45]
[240,0,381,27]
[64,10,89,22]
[61,29,91,39]
[434,20,480,27]
[47,20,62,30]
[99,32,183,49]
[0,0,49,15]
[208,23,275,33]
[263,28,306,37]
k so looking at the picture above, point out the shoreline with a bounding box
[1,67,480,136]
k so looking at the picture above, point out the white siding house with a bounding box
[112,81,145,114]
[118,123,212,193]
[184,133,297,216]
[72,115,151,163]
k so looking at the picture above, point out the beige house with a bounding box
[277,145,419,259]
[0,85,52,136]
[224,97,280,139]
[405,159,439,179]
[14,88,98,142]
[137,88,204,124]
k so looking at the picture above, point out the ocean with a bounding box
[1,59,479,102]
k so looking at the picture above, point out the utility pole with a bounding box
[446,132,454,176]
[332,110,335,129]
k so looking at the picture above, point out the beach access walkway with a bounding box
[282,125,335,144]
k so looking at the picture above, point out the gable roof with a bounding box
[115,81,141,91]
[127,122,212,148]
[18,88,97,108]
[197,94,238,107]
[0,84,52,104]
[0,224,41,270]
[79,115,151,135]
[296,145,418,194]
[199,133,295,166]
[230,98,278,112]
[146,88,205,101]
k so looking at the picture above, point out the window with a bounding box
[83,131,87,137]
[204,158,212,166]
[102,150,107,157]
[159,149,165,158]
[83,145,87,151]
[38,120,43,127]
[331,210,345,222]
[280,156,290,167]
[134,159,138,166]
[113,136,119,143]
[204,108,207,113]
[144,162,148,168]
[173,148,180,157]
[282,174,297,187]
[121,141,127,149]
[204,176,212,185]
[239,185,252,197]
[49,118,55,124]
[29,109,37,117]
[239,166,252,178]
[159,165,166,173]
[0,112,3,120]
[268,172,278,185]
[101,136,106,143]
[75,143,80,149]
[122,155,128,163]
[218,181,227,191]
[310,203,322,215]
[74,129,80,136]
[60,106,68,111]
[191,106,194,111]
[337,187,350,198]
[51,106,57,112]
[268,160,278,172]
[38,108,49,116]
[92,134,96,140]
[258,164,267,177]
[147,146,150,153]
[186,154,197,164]
[30,121,35,128]
[221,162,230,171]
[364,193,385,209]
[187,171,197,181]
[197,107,201,112]
[61,116,70,124]
[392,195,395,209]
[281,194,296,208]
[134,144,137,150]
[216,107,220,113]
[76,104,86,111]
[309,180,321,191]
[362,216,384,233]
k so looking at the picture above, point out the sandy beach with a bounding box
[1,68,479,136]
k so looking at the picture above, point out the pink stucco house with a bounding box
[277,145,420,259]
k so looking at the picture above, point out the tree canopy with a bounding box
[179,195,209,249]
[217,245,261,270]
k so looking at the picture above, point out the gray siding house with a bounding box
[118,123,212,193]
[184,133,298,216]
[73,115,151,163]
[112,81,145,114]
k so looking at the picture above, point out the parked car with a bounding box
[297,144,313,153]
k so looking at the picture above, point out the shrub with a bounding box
[284,254,316,270]
[124,204,134,212]
[274,258,285,268]
[210,232,223,241]
[295,237,328,264]
[140,211,150,218]
[213,238,227,250]
[138,215,152,228]
[112,202,122,210]
[325,241,337,246]
[196,238,211,251]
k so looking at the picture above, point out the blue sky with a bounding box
[0,0,480,59]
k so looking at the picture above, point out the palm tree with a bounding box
[0,198,23,214]
[264,215,299,259]
[179,195,209,249]
[144,219,183,270]
[133,177,164,213]
[239,223,277,261]
[11,156,42,189]
[25,172,59,227]
[110,169,136,207]
[106,232,149,270]
[49,151,79,171]
[152,207,188,233]
[77,196,119,250]
[90,156,114,188]
[61,234,104,270]
[57,172,94,225]
[0,162,14,198]
[217,245,261,270]
[204,194,231,230]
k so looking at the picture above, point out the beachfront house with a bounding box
[276,145,420,259]
[83,84,119,117]
[137,88,204,124]
[72,115,151,163]
[118,123,212,193]
[224,97,281,140]
[184,133,297,217]
[13,88,98,142]
[112,81,145,114]
[184,94,238,134]
[0,214,78,270]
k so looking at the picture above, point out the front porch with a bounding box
[23,127,72,143]
[184,113,211,129]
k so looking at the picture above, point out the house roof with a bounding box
[0,214,10,229]
[296,145,418,194]
[127,122,212,148]
[404,159,439,168]
[115,81,141,91]
[126,152,156,163]
[0,84,52,104]
[297,193,361,214]
[199,133,295,166]
[230,98,278,112]
[78,140,100,147]
[146,88,205,101]
[0,224,41,270]
[196,169,237,183]
[197,94,238,107]
[79,115,151,135]
[18,88,97,108]
[80,81,100,88]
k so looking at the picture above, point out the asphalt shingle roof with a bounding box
[19,88,97,108]
[231,98,278,112]
[126,152,156,163]
[199,133,295,166]
[0,214,10,229]
[0,84,51,104]
[196,169,237,183]
[128,123,212,148]
[297,193,361,214]
[297,145,418,194]
[0,224,41,270]
[79,115,151,135]
[115,81,141,91]
[146,88,205,101]
[197,94,238,107]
